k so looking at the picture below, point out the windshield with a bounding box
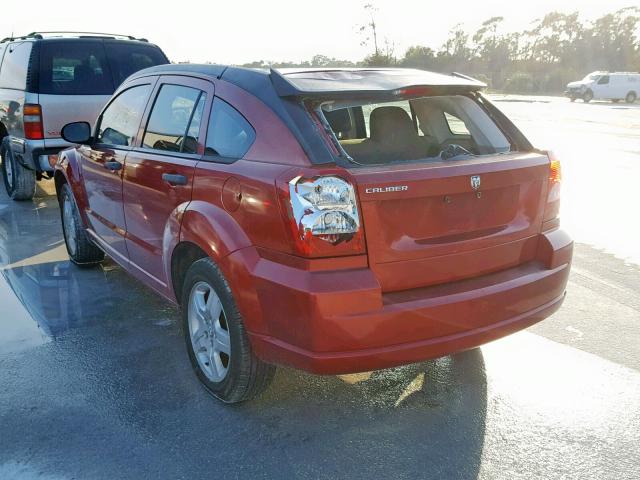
[321,95,511,165]
[583,73,601,82]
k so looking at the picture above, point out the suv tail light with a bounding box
[23,104,44,140]
[283,175,365,257]
[543,151,561,226]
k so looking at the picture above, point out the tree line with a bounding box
[239,7,640,94]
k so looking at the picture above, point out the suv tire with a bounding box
[1,141,36,201]
[626,91,637,104]
[60,183,105,265]
[583,90,594,103]
[182,257,275,403]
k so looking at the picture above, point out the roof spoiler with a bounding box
[270,68,486,101]
[452,72,487,87]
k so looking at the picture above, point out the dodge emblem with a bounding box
[470,175,481,191]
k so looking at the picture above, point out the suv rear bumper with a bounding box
[8,136,72,172]
[240,229,572,374]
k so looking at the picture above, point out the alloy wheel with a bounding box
[188,281,231,382]
[62,196,77,256]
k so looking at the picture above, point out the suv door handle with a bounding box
[104,160,122,171]
[162,173,188,186]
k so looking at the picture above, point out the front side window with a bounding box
[38,41,114,95]
[96,84,151,147]
[205,99,255,159]
[598,75,610,85]
[142,84,204,153]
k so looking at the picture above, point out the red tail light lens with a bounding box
[23,104,44,140]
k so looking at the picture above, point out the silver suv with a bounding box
[0,32,168,200]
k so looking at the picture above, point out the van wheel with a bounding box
[626,92,637,104]
[1,141,36,201]
[60,183,104,265]
[582,90,593,103]
[182,257,275,403]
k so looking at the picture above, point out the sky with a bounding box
[1,0,637,64]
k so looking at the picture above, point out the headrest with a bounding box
[370,106,417,143]
[323,108,352,135]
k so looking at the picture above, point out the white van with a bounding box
[565,72,639,103]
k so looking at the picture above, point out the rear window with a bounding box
[321,95,511,165]
[105,42,168,86]
[38,41,114,95]
[37,40,168,95]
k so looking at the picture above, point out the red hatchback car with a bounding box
[55,65,572,403]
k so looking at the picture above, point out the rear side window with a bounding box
[105,42,168,87]
[142,84,204,153]
[38,41,114,95]
[96,84,151,147]
[204,99,255,159]
[0,42,33,90]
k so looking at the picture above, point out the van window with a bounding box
[597,76,610,85]
[38,41,114,95]
[142,84,204,153]
[105,42,168,87]
[0,42,33,90]
[204,99,255,159]
[96,84,152,147]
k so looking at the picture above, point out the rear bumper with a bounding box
[242,229,572,374]
[7,137,72,172]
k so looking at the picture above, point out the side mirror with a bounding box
[61,122,92,144]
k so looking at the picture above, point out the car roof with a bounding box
[130,64,485,98]
[0,32,154,44]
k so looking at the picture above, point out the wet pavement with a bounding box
[2,97,640,479]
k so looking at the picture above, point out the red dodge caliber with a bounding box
[55,65,572,403]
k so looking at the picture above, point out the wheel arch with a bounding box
[54,150,91,226]
[169,202,267,334]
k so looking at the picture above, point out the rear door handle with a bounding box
[104,160,122,171]
[162,173,188,186]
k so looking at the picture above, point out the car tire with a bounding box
[582,90,593,103]
[1,141,36,201]
[59,182,105,266]
[626,91,637,104]
[181,257,275,403]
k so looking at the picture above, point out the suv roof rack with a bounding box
[1,31,148,43]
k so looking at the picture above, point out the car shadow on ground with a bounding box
[0,183,488,479]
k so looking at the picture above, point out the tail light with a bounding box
[23,104,44,140]
[283,175,365,257]
[543,151,561,225]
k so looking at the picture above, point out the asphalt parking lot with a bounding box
[1,96,640,480]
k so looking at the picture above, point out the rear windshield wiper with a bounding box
[440,144,476,161]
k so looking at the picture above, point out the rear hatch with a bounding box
[36,38,168,142]
[352,152,549,292]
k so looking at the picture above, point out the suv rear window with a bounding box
[38,41,113,95]
[104,42,168,86]
[37,40,168,95]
